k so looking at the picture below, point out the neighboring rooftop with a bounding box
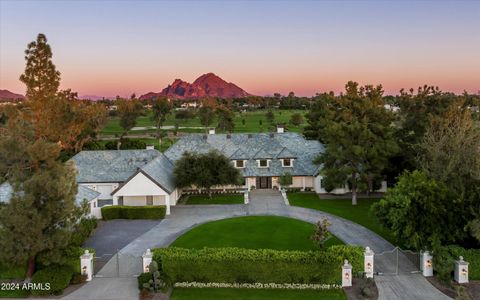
[164,132,323,176]
[0,181,99,205]
[70,149,162,183]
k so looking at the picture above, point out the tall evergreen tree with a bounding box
[313,82,398,205]
[216,105,235,132]
[0,112,81,278]
[19,33,60,101]
[117,98,144,148]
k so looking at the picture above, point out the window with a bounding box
[258,159,268,168]
[282,158,292,167]
[146,196,153,205]
[235,160,245,168]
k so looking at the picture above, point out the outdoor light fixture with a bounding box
[426,259,432,268]
[462,268,467,276]
[145,265,149,272]
[344,272,350,280]
[82,266,87,275]
[367,262,372,271]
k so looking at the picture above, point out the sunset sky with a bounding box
[1,0,479,97]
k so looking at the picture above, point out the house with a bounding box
[0,127,386,219]
[0,181,100,217]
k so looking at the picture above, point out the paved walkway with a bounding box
[64,190,450,300]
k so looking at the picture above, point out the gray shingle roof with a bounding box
[164,132,323,177]
[140,155,176,193]
[0,182,99,205]
[277,147,296,159]
[229,148,250,160]
[70,150,161,183]
[76,185,100,204]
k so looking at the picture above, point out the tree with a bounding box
[117,99,143,149]
[19,33,60,101]
[310,218,331,249]
[304,92,336,142]
[173,151,242,197]
[265,110,275,124]
[151,97,172,146]
[216,105,235,132]
[0,112,81,278]
[278,172,293,189]
[371,170,460,250]
[313,82,398,205]
[289,113,304,127]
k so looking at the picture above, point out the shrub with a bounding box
[70,218,98,247]
[31,265,74,296]
[138,272,153,290]
[435,245,480,280]
[101,205,166,220]
[153,246,363,284]
[71,273,88,284]
[175,109,195,119]
[104,138,147,150]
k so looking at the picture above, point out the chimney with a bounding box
[208,128,216,135]
[146,145,155,150]
[277,124,284,133]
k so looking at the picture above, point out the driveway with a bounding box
[84,220,161,258]
[64,191,450,300]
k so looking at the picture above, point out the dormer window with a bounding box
[235,160,245,168]
[282,158,293,167]
[258,159,269,168]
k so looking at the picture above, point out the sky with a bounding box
[0,0,479,97]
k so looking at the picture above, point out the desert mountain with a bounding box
[139,73,249,100]
[0,89,25,100]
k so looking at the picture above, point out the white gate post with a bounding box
[364,246,374,278]
[420,250,433,277]
[342,259,352,287]
[142,248,153,273]
[80,250,94,281]
[454,256,469,284]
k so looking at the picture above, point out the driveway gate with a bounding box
[94,251,142,278]
[374,247,421,275]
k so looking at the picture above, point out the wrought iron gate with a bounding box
[374,247,421,275]
[94,251,142,278]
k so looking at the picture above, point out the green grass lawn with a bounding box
[184,194,244,205]
[170,216,344,251]
[170,288,346,300]
[288,193,396,245]
[102,109,307,135]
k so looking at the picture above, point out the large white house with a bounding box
[0,128,386,218]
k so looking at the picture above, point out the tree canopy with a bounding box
[173,151,242,197]
[311,82,398,204]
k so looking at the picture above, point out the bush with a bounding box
[101,205,166,220]
[36,247,95,273]
[175,109,195,119]
[435,245,480,280]
[70,218,98,247]
[153,246,362,284]
[138,272,153,290]
[0,263,27,280]
[71,273,88,284]
[31,265,74,296]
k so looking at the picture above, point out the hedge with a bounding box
[153,246,363,284]
[436,245,480,280]
[31,265,74,296]
[102,205,166,220]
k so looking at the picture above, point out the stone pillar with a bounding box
[421,251,433,277]
[454,256,469,284]
[364,246,374,278]
[142,249,153,273]
[165,195,171,215]
[244,191,249,204]
[342,259,352,287]
[80,250,94,281]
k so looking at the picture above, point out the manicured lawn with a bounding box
[170,216,344,251]
[170,288,346,300]
[288,193,396,244]
[184,194,244,205]
[102,109,307,135]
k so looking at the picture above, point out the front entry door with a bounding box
[256,177,272,189]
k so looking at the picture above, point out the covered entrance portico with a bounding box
[256,176,272,189]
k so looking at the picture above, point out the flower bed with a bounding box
[173,282,342,290]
